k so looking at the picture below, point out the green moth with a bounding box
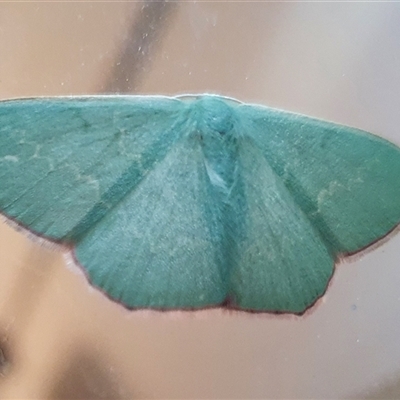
[0,95,399,314]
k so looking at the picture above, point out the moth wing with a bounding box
[0,97,182,240]
[237,104,400,255]
[75,137,226,309]
[228,140,333,313]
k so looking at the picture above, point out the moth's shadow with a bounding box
[352,375,400,399]
[45,345,135,400]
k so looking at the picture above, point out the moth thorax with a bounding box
[193,96,235,138]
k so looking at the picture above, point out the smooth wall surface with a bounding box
[0,2,400,398]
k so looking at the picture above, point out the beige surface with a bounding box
[1,2,400,398]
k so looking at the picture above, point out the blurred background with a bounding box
[1,1,400,398]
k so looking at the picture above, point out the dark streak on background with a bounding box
[0,330,12,378]
[102,0,178,94]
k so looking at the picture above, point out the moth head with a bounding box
[191,95,236,139]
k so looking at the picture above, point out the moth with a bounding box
[1,95,399,314]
